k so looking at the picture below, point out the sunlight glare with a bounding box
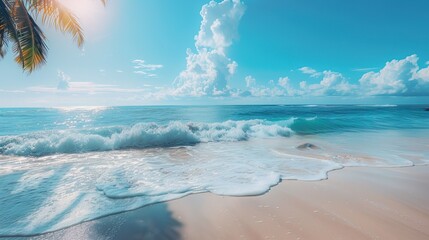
[58,0,108,34]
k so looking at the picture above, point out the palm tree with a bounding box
[0,0,106,73]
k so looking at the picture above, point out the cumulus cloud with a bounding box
[303,71,355,96]
[173,0,245,97]
[132,59,163,77]
[277,77,297,96]
[57,80,70,91]
[238,54,429,98]
[245,75,256,87]
[298,69,355,96]
[359,54,429,96]
[241,76,300,97]
[299,67,321,77]
[57,70,71,90]
[415,65,429,82]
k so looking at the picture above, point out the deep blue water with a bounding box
[1,104,428,136]
[1,104,428,156]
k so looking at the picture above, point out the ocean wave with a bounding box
[357,104,398,107]
[0,120,293,156]
[304,104,319,107]
[0,129,428,236]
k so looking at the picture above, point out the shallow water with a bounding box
[0,105,428,236]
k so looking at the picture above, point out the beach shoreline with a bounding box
[9,165,429,240]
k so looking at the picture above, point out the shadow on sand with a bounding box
[0,164,74,236]
[13,202,183,240]
[0,164,183,240]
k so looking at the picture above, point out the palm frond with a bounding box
[0,28,6,58]
[1,0,107,72]
[0,0,10,58]
[1,0,25,64]
[25,0,84,47]
[11,0,48,72]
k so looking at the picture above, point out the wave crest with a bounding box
[0,120,292,156]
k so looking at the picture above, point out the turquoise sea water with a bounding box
[0,105,428,236]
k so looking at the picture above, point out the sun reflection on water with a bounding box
[53,106,110,128]
[54,106,110,112]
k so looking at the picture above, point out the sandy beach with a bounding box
[10,165,428,240]
[2,0,429,238]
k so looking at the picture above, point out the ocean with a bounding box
[1,105,428,236]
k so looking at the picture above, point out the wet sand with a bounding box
[11,166,429,240]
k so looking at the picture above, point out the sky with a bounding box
[1,0,429,107]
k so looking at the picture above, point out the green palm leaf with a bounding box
[0,0,107,72]
[0,0,11,58]
[0,22,7,58]
[25,0,85,47]
[1,0,27,67]
[12,0,47,72]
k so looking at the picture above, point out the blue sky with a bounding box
[1,0,429,107]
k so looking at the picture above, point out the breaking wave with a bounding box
[0,120,293,156]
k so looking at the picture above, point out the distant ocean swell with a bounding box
[0,119,297,156]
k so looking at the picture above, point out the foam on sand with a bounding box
[0,129,428,236]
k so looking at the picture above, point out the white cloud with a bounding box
[57,80,70,91]
[249,87,285,97]
[240,72,355,98]
[194,0,245,53]
[359,54,429,96]
[173,0,245,97]
[0,89,25,93]
[299,67,321,77]
[297,68,355,96]
[295,71,355,96]
[133,60,163,71]
[132,59,163,77]
[240,76,299,97]
[277,77,289,88]
[245,75,255,87]
[238,54,429,98]
[29,82,149,94]
[277,77,297,96]
[415,65,429,82]
[57,70,71,90]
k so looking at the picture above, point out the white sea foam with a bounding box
[0,130,428,236]
[0,120,292,156]
[305,116,318,121]
[357,104,398,107]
